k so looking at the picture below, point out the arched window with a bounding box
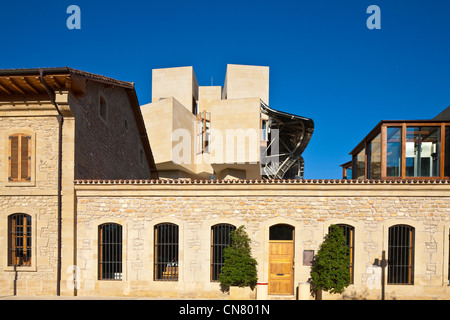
[330,224,355,284]
[269,224,294,241]
[8,134,31,182]
[8,214,32,267]
[211,224,236,281]
[98,223,122,280]
[388,225,414,285]
[154,223,179,281]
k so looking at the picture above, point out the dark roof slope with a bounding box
[434,106,450,120]
[0,67,158,179]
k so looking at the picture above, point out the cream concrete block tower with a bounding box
[142,64,271,180]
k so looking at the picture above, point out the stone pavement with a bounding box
[0,295,188,300]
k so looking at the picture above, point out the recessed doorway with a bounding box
[268,224,294,295]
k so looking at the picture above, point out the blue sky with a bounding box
[1,0,450,179]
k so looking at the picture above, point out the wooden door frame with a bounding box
[268,239,295,295]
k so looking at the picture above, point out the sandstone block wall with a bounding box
[0,112,60,296]
[0,115,59,190]
[0,195,58,296]
[73,181,450,300]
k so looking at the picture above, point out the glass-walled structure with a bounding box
[345,120,450,180]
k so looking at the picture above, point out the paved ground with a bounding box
[0,295,190,300]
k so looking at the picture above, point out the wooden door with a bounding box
[269,241,294,295]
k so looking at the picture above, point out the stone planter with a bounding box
[229,286,256,300]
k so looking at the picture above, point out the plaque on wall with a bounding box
[303,250,314,266]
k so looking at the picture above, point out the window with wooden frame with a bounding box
[388,224,414,285]
[405,126,440,177]
[8,214,32,267]
[98,223,123,280]
[367,133,381,179]
[386,127,402,177]
[351,122,450,180]
[154,223,179,281]
[211,224,236,282]
[340,161,353,179]
[332,224,355,284]
[445,126,450,177]
[8,134,31,182]
[354,147,366,180]
[196,111,211,154]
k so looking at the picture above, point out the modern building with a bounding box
[141,65,314,180]
[0,65,449,300]
[341,108,450,180]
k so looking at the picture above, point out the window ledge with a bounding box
[4,266,37,272]
[5,182,36,187]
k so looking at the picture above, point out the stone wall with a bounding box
[2,176,449,299]
[73,180,450,300]
[0,110,60,296]
[0,115,59,190]
[0,195,58,296]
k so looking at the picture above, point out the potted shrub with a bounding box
[309,224,351,299]
[218,226,258,300]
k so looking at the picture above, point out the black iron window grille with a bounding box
[154,223,179,281]
[8,214,32,267]
[98,223,123,280]
[211,224,236,282]
[333,224,355,284]
[388,225,414,285]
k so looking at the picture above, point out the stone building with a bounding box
[0,65,449,300]
[0,67,157,296]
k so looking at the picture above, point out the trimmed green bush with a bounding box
[218,226,258,290]
[309,224,351,295]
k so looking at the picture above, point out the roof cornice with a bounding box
[74,178,450,185]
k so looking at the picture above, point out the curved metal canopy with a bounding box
[260,102,314,179]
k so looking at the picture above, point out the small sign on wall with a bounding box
[303,250,314,266]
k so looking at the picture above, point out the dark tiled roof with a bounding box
[0,66,158,179]
[67,67,135,89]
